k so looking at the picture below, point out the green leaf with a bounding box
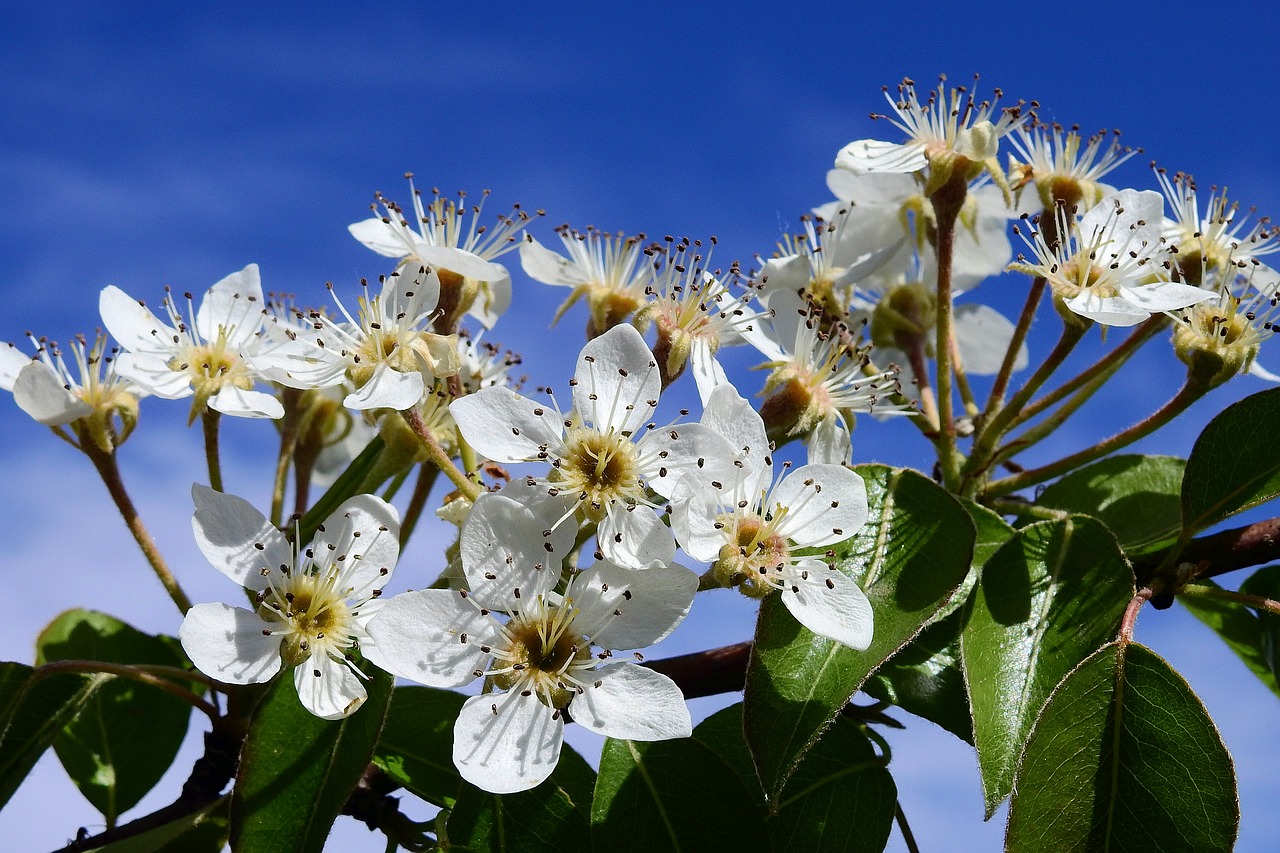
[861,500,1013,743]
[0,662,108,810]
[592,736,771,853]
[85,795,230,852]
[35,609,195,825]
[1179,576,1280,698]
[231,665,393,853]
[445,744,595,852]
[1037,454,1185,553]
[1182,387,1280,534]
[297,435,386,542]
[743,465,974,799]
[1241,565,1280,684]
[1006,642,1238,852]
[770,713,896,853]
[372,685,467,807]
[962,516,1134,816]
[691,704,764,805]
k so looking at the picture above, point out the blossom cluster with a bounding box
[5,75,1279,798]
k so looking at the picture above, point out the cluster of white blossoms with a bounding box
[7,75,1280,799]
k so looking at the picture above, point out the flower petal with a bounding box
[349,217,413,258]
[99,285,177,357]
[293,655,367,720]
[113,353,193,399]
[570,561,697,649]
[364,589,496,687]
[0,341,30,391]
[191,483,291,590]
[313,494,401,597]
[344,362,423,411]
[195,264,265,350]
[12,361,92,425]
[520,235,586,287]
[573,324,660,436]
[835,138,927,175]
[179,603,282,684]
[209,386,285,419]
[454,692,563,794]
[461,491,574,606]
[954,303,1026,374]
[781,561,875,650]
[771,464,869,547]
[598,505,676,570]
[450,385,564,463]
[570,663,691,740]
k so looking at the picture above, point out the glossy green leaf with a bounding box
[769,713,896,853]
[445,744,595,851]
[862,500,1013,743]
[1182,387,1280,534]
[231,666,393,853]
[1037,454,1185,553]
[85,795,230,852]
[1241,565,1280,683]
[592,735,770,852]
[743,465,974,800]
[36,610,195,825]
[691,704,764,805]
[372,685,467,807]
[1179,576,1280,698]
[0,662,107,810]
[1006,642,1238,852]
[962,516,1134,816]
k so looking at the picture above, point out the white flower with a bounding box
[179,484,400,720]
[1156,168,1280,294]
[633,238,764,403]
[1169,268,1280,385]
[742,289,905,464]
[835,76,1027,200]
[1007,123,1135,212]
[520,226,655,337]
[365,557,696,794]
[449,323,739,568]
[1012,189,1216,327]
[672,385,874,649]
[1,332,144,428]
[349,180,537,329]
[99,264,283,421]
[258,267,459,411]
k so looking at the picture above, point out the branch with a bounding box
[1139,515,1280,585]
[643,641,752,699]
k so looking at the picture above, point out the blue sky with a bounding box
[2,4,1279,850]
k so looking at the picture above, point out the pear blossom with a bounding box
[742,289,905,464]
[1168,266,1280,385]
[1007,123,1135,212]
[0,333,144,448]
[632,238,764,402]
[1156,168,1280,294]
[366,552,696,793]
[449,323,739,568]
[258,266,459,411]
[179,484,400,720]
[1012,189,1216,327]
[672,385,874,649]
[835,76,1027,201]
[99,264,283,421]
[520,226,655,337]
[349,180,538,329]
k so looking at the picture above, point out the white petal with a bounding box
[1063,292,1149,327]
[1118,281,1218,312]
[209,386,284,419]
[0,342,30,391]
[294,655,367,720]
[835,139,927,175]
[113,353,193,399]
[344,362,423,411]
[99,286,177,357]
[469,268,511,329]
[570,561,697,649]
[700,384,770,494]
[598,506,676,570]
[454,692,563,795]
[364,589,496,687]
[570,664,691,740]
[179,603,282,684]
[825,169,916,205]
[573,324,660,436]
[449,385,563,463]
[951,214,1013,291]
[314,494,401,597]
[349,218,412,258]
[520,236,586,287]
[12,362,92,425]
[461,492,574,606]
[805,414,852,466]
[195,264,265,349]
[756,254,812,296]
[689,342,728,407]
[781,562,875,650]
[954,303,1026,375]
[638,421,740,500]
[191,483,291,590]
[771,464,868,547]
[1249,359,1280,382]
[412,243,507,282]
